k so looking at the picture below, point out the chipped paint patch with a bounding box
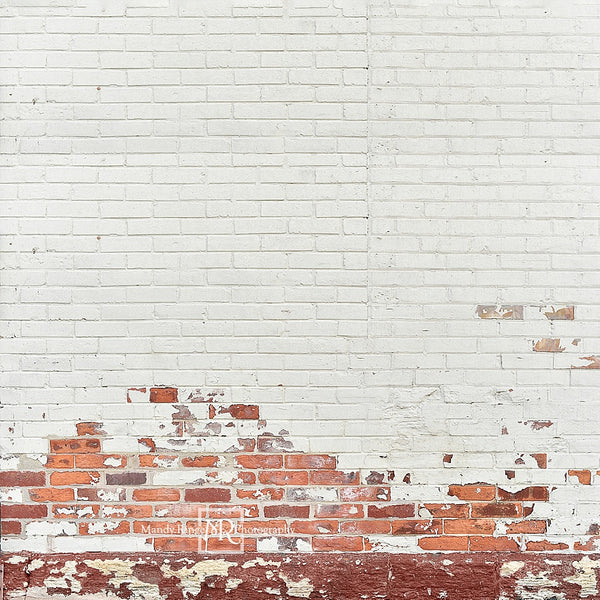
[500,561,525,577]
[44,560,82,593]
[565,556,600,598]
[279,573,314,598]
[85,558,162,600]
[160,559,237,597]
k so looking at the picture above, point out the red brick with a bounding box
[448,484,495,501]
[149,387,178,403]
[2,521,21,535]
[241,520,287,535]
[444,519,495,535]
[544,306,574,320]
[76,422,105,436]
[51,439,101,454]
[421,503,469,518]
[392,519,442,535]
[76,454,127,469]
[133,488,180,502]
[497,486,550,501]
[235,454,283,469]
[418,536,468,551]
[206,538,244,552]
[290,520,338,534]
[2,504,48,519]
[316,504,364,518]
[30,488,75,502]
[50,471,100,486]
[105,472,146,486]
[79,521,130,535]
[471,502,521,518]
[265,504,310,518]
[46,455,74,469]
[206,504,259,519]
[313,536,364,552]
[368,504,414,518]
[310,471,360,485]
[568,470,591,485]
[0,471,45,487]
[341,520,391,534]
[154,538,201,552]
[470,536,519,551]
[181,456,220,468]
[259,471,308,486]
[476,305,523,320]
[533,338,564,352]
[285,454,336,470]
[77,488,126,502]
[525,540,569,551]
[506,520,547,534]
[530,453,547,469]
[340,487,390,502]
[237,488,284,501]
[185,488,231,503]
[221,404,259,420]
[139,455,178,468]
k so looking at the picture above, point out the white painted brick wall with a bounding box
[2,0,600,550]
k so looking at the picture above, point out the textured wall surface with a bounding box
[2,0,600,593]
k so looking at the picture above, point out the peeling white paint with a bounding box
[160,559,237,597]
[500,561,525,577]
[44,561,82,593]
[85,558,162,600]
[242,557,281,569]
[565,556,600,598]
[278,573,314,598]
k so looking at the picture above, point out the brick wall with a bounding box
[2,0,600,587]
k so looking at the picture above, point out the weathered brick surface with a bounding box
[1,0,600,574]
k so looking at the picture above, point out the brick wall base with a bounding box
[2,552,599,599]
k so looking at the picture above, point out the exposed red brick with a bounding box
[448,484,495,501]
[533,339,564,352]
[471,502,521,518]
[497,486,549,501]
[421,503,469,518]
[2,504,48,519]
[568,469,591,485]
[285,454,337,470]
[2,521,21,535]
[368,504,415,518]
[45,455,74,469]
[77,488,126,502]
[470,536,519,551]
[444,519,495,535]
[443,454,453,464]
[219,404,259,420]
[476,305,523,320]
[30,488,75,502]
[181,456,219,468]
[149,387,178,403]
[418,536,468,551]
[0,471,45,487]
[531,453,547,469]
[525,540,569,551]
[154,537,201,552]
[240,520,287,535]
[572,356,600,369]
[237,488,284,501]
[290,520,339,534]
[76,454,127,469]
[392,519,442,535]
[340,487,390,502]
[313,536,364,552]
[341,520,391,534]
[235,454,283,469]
[206,538,244,552]
[316,504,364,518]
[265,504,310,518]
[185,488,231,502]
[310,471,360,485]
[206,504,259,519]
[76,422,106,436]
[544,306,574,320]
[106,472,147,486]
[50,439,101,454]
[259,471,308,486]
[133,488,180,502]
[138,438,156,452]
[50,471,100,486]
[506,520,547,534]
[133,521,183,534]
[524,420,553,431]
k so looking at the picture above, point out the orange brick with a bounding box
[45,455,74,469]
[235,454,283,469]
[471,502,521,518]
[181,456,219,468]
[133,521,183,534]
[506,520,547,534]
[30,488,75,502]
[525,540,569,551]
[448,484,495,501]
[149,387,178,403]
[76,422,105,436]
[421,503,469,518]
[206,538,244,552]
[237,488,284,501]
[497,486,549,501]
[76,454,127,469]
[285,454,336,470]
[133,488,180,502]
[258,471,308,486]
[290,520,339,534]
[444,519,495,535]
[154,538,202,552]
[240,520,287,535]
[368,504,415,518]
[568,470,591,485]
[312,536,364,552]
[50,471,100,486]
[206,504,259,519]
[418,536,469,551]
[470,536,519,551]
[340,487,390,502]
[51,439,101,454]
